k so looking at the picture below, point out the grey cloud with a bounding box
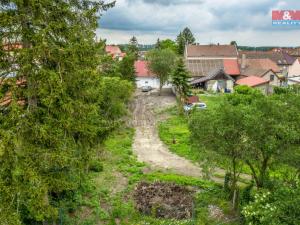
[128,0,202,6]
[99,0,300,34]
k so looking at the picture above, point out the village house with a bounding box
[134,60,172,89]
[239,50,295,74]
[239,56,283,91]
[105,45,126,61]
[184,44,239,92]
[288,58,300,78]
[236,76,270,95]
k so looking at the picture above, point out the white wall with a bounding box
[262,70,281,87]
[136,77,172,89]
[288,60,300,78]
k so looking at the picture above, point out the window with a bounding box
[270,74,275,81]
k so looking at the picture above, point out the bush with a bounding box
[89,161,103,172]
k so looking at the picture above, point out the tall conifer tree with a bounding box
[0,1,117,224]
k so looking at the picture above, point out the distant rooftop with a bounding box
[186,44,238,58]
[236,76,269,87]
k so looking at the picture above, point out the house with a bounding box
[190,68,235,92]
[236,76,270,95]
[239,56,283,88]
[134,60,171,89]
[288,58,300,78]
[184,45,240,90]
[239,50,295,73]
[105,45,126,61]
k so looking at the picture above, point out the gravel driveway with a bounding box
[131,89,207,178]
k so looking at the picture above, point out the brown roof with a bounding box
[241,58,280,77]
[185,59,223,77]
[186,45,238,58]
[286,47,300,57]
[191,68,235,85]
[239,50,295,65]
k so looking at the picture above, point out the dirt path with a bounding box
[131,89,223,182]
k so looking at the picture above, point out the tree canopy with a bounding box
[0,1,133,224]
[146,49,177,95]
[176,27,196,55]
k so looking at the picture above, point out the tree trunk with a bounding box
[231,157,239,210]
[159,81,162,96]
[20,0,38,110]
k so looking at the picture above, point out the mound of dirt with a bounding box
[133,182,195,219]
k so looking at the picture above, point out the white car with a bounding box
[141,86,153,92]
[184,102,207,112]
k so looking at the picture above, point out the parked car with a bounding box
[141,86,152,92]
[184,102,207,112]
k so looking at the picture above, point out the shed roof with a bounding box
[190,68,235,85]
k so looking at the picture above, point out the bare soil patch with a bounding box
[133,181,195,219]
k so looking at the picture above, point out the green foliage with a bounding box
[118,54,136,82]
[160,39,179,53]
[127,36,139,59]
[89,161,103,173]
[226,85,263,106]
[146,49,177,94]
[242,183,300,225]
[230,41,237,46]
[171,58,191,114]
[274,85,300,95]
[155,38,162,49]
[0,0,135,224]
[176,27,196,55]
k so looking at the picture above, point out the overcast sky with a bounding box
[96,0,300,46]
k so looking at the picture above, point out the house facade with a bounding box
[239,57,283,88]
[288,59,300,78]
[105,45,126,61]
[239,50,295,73]
[236,76,270,95]
[134,60,171,89]
[184,44,239,92]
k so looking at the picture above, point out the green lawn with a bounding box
[158,94,296,183]
[62,126,240,225]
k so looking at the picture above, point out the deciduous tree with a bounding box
[146,49,176,95]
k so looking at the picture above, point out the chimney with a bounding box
[241,54,246,70]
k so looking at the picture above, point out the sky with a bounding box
[96,0,300,46]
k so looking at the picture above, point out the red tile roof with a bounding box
[105,45,122,54]
[236,76,269,87]
[223,59,240,75]
[134,60,154,78]
[105,45,126,59]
